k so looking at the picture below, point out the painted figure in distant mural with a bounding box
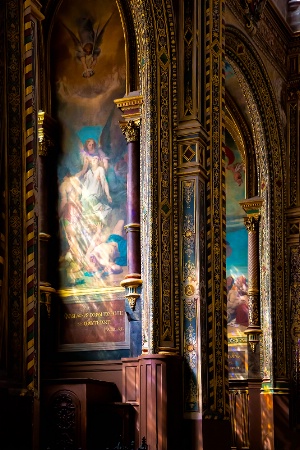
[99,149,127,209]
[58,135,129,287]
[59,165,88,284]
[224,144,245,186]
[85,219,127,279]
[82,138,99,158]
[227,274,249,327]
[81,154,112,223]
[62,13,114,78]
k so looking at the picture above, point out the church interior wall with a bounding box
[0,1,300,449]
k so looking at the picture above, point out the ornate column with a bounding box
[38,112,54,286]
[114,95,143,313]
[239,197,263,352]
[37,111,57,364]
[239,197,264,450]
[23,3,46,449]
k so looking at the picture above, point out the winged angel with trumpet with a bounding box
[62,13,113,78]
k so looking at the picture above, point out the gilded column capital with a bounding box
[244,214,260,233]
[120,278,143,311]
[119,120,141,143]
[240,196,263,233]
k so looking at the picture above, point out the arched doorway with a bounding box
[225,25,287,449]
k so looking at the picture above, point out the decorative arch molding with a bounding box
[225,91,257,198]
[225,26,288,384]
[125,0,179,354]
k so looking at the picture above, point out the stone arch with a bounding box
[225,26,287,383]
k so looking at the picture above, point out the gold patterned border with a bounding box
[205,0,228,418]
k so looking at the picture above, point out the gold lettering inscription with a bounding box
[77,320,111,326]
[62,301,126,345]
[64,311,123,320]
[103,311,124,316]
[105,327,124,332]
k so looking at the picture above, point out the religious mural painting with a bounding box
[225,128,249,379]
[51,0,129,352]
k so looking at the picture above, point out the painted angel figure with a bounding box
[63,14,113,78]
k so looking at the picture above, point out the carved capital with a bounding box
[120,277,142,311]
[244,328,262,353]
[244,214,260,233]
[119,120,140,143]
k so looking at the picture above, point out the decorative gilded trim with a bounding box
[129,0,179,354]
[240,196,264,214]
[287,86,300,207]
[114,95,143,110]
[183,0,194,117]
[205,0,228,419]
